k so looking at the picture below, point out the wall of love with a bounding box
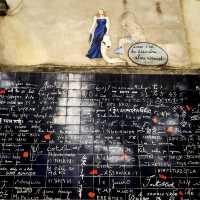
[0,72,199,200]
[0,0,200,200]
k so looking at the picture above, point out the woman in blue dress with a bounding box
[86,9,110,59]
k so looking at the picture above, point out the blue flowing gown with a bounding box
[86,18,107,59]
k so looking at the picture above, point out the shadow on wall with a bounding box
[0,0,23,16]
[116,11,146,64]
[0,0,9,16]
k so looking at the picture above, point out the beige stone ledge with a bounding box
[0,64,200,75]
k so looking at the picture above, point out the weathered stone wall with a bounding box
[182,0,200,67]
[0,0,196,69]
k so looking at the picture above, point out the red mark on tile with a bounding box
[89,169,98,175]
[159,174,170,180]
[178,191,184,197]
[0,88,6,95]
[43,132,52,141]
[22,151,29,158]
[182,105,192,112]
[88,192,96,198]
[185,105,192,111]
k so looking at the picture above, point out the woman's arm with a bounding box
[106,17,110,34]
[89,16,97,34]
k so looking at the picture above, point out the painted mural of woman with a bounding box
[86,9,110,59]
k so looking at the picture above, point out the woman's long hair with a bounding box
[96,9,107,17]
